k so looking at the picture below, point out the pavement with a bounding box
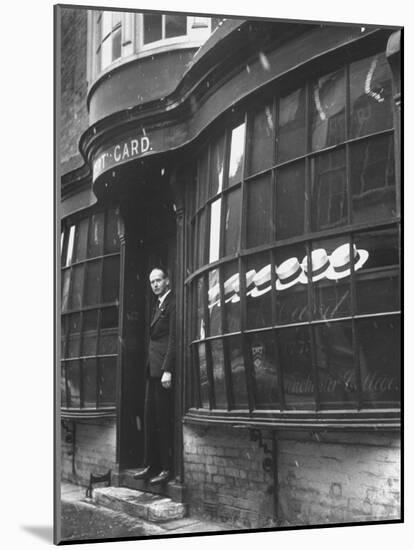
[59,482,238,543]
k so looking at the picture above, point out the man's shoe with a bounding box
[133,465,152,480]
[149,470,171,486]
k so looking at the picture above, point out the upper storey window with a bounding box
[96,11,122,72]
[89,10,221,81]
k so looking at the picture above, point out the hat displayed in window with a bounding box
[208,283,220,309]
[302,248,331,282]
[245,269,256,297]
[276,257,307,290]
[250,264,273,297]
[326,243,369,280]
[224,273,240,303]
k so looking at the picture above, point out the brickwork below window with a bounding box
[183,424,400,528]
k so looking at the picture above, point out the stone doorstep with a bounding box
[93,486,187,523]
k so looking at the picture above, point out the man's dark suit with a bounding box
[143,291,175,471]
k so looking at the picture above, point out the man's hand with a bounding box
[161,371,172,389]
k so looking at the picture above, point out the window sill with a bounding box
[60,407,116,420]
[183,408,401,431]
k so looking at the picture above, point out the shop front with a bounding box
[61,14,401,528]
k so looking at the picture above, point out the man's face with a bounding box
[149,269,169,297]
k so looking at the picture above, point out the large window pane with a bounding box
[112,27,121,61]
[74,218,89,262]
[65,225,75,266]
[195,276,206,340]
[275,244,308,325]
[143,13,162,43]
[69,264,84,310]
[311,148,347,231]
[209,199,221,262]
[223,262,240,333]
[198,343,210,409]
[67,313,81,358]
[313,322,357,408]
[227,336,248,409]
[223,189,241,256]
[311,237,352,320]
[210,339,227,409]
[276,161,305,239]
[82,358,97,408]
[278,87,306,162]
[61,269,71,312]
[208,269,222,336]
[354,229,400,315]
[99,357,117,406]
[104,208,120,254]
[195,210,206,268]
[102,256,120,303]
[249,331,280,409]
[61,364,67,407]
[197,149,208,208]
[350,134,396,224]
[246,252,273,329]
[279,326,315,410]
[84,260,102,306]
[209,133,225,197]
[81,309,98,357]
[87,212,104,258]
[228,122,245,187]
[165,15,187,38]
[350,53,393,139]
[248,104,274,175]
[246,174,273,249]
[357,316,400,408]
[66,361,81,408]
[311,69,346,151]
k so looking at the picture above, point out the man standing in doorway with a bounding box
[134,267,175,485]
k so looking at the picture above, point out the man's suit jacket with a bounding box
[148,292,176,378]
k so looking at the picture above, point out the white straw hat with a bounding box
[224,273,240,303]
[250,264,273,297]
[245,269,257,297]
[327,243,369,280]
[276,257,307,290]
[302,248,331,282]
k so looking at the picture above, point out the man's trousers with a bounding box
[143,376,173,471]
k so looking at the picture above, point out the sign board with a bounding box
[93,134,152,181]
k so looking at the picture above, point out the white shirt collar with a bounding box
[158,289,171,308]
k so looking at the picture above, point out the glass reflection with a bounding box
[223,189,241,256]
[209,199,221,262]
[74,219,89,262]
[276,161,305,239]
[275,245,308,325]
[311,238,351,321]
[248,104,274,175]
[311,148,347,231]
[87,213,104,258]
[66,225,75,266]
[246,175,273,248]
[278,87,306,162]
[227,337,248,408]
[208,269,222,336]
[66,361,81,408]
[223,263,240,333]
[350,53,393,139]
[354,229,400,315]
[228,122,246,186]
[198,343,209,408]
[311,69,345,151]
[211,340,227,409]
[350,134,395,224]
[357,317,400,407]
[209,134,225,196]
[314,322,357,408]
[246,253,273,329]
[250,332,280,409]
[99,357,116,406]
[83,359,97,408]
[279,326,315,410]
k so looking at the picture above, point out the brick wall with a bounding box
[183,424,400,528]
[61,419,117,486]
[60,6,89,176]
